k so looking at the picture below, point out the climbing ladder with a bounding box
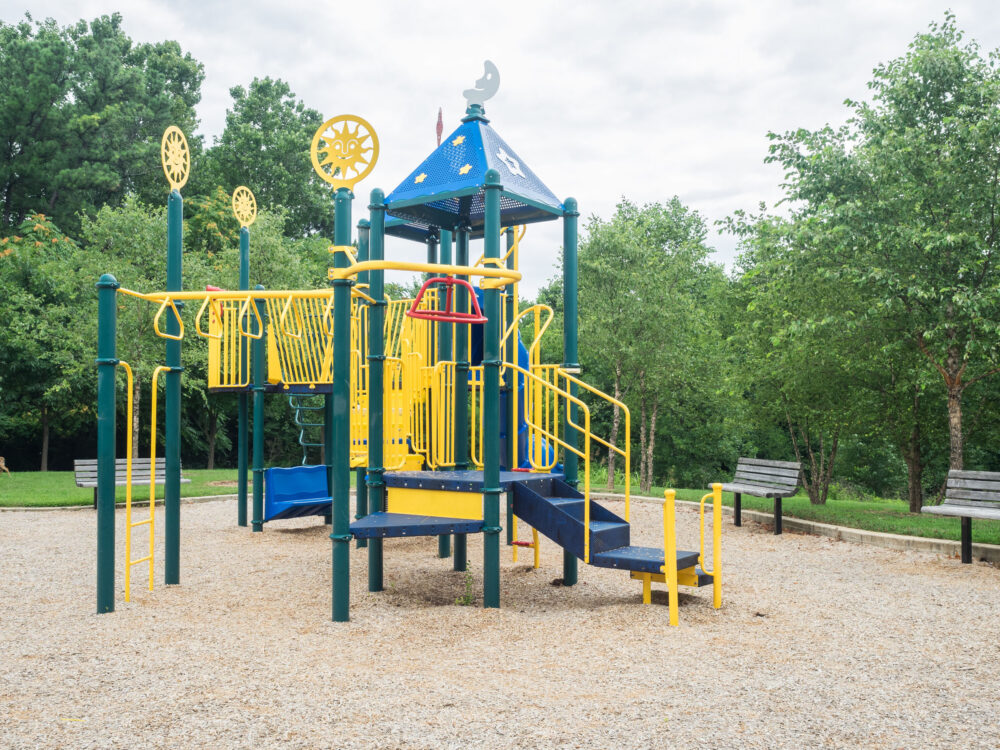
[288,394,325,465]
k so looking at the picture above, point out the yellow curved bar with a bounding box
[238,297,264,340]
[278,295,303,340]
[152,298,184,341]
[194,296,223,340]
[352,287,377,304]
[328,260,520,290]
[329,244,358,265]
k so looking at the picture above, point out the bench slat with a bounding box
[945,488,1000,503]
[733,469,798,487]
[734,467,800,482]
[738,457,800,471]
[923,504,1000,521]
[940,497,1000,510]
[720,482,798,498]
[949,469,1000,481]
[946,478,1000,493]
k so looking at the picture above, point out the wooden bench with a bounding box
[74,458,191,508]
[922,469,1000,564]
[718,457,801,535]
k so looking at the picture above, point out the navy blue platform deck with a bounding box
[350,512,484,539]
[384,470,563,493]
[591,546,700,575]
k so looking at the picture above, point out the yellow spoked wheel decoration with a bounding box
[160,126,190,191]
[311,115,379,191]
[232,186,257,228]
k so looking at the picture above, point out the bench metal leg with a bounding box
[774,498,782,535]
[94,486,98,510]
[733,492,741,527]
[961,517,972,564]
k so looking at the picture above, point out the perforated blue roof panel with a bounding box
[385,114,563,233]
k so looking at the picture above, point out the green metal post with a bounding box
[453,223,470,571]
[251,285,266,532]
[331,187,353,622]
[437,229,452,559]
[164,189,183,585]
[562,197,580,586]
[237,226,250,527]
[355,218,370,549]
[367,190,386,591]
[96,273,120,613]
[504,226,516,544]
[483,170,502,608]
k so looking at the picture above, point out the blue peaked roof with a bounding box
[385,110,563,237]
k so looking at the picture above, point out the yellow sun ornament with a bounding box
[232,186,257,228]
[310,115,379,191]
[160,126,190,191]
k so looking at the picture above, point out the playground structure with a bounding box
[94,65,722,625]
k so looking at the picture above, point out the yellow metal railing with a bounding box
[662,490,680,626]
[699,483,723,610]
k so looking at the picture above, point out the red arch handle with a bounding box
[406,277,487,324]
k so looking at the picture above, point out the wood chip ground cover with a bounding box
[1,497,998,748]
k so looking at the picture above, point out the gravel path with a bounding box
[2,496,999,749]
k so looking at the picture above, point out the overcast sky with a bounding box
[6,1,1000,296]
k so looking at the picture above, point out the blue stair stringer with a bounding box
[511,478,708,580]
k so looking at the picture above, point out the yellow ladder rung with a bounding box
[129,518,151,528]
[128,555,152,567]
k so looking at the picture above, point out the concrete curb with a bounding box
[592,492,1000,565]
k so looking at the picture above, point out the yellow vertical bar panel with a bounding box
[208,306,220,388]
[532,528,540,569]
[663,489,679,626]
[119,361,134,602]
[712,482,722,609]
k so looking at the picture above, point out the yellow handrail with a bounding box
[278,295,304,340]
[557,368,631,521]
[329,260,520,290]
[238,297,264,340]
[699,483,723,610]
[194,296,223,340]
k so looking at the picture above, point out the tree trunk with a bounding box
[132,378,142,459]
[40,406,49,472]
[206,411,217,470]
[642,401,658,494]
[946,383,964,471]
[904,387,924,512]
[606,362,622,491]
[637,370,647,493]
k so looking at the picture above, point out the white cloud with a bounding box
[9,0,1000,294]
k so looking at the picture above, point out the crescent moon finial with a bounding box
[463,60,500,107]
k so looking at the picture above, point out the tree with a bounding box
[0,13,203,236]
[205,78,330,238]
[768,14,1000,475]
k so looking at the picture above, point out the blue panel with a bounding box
[264,465,331,522]
[384,116,563,232]
[350,512,484,539]
[590,546,701,575]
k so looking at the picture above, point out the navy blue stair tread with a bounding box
[384,470,563,493]
[350,512,484,539]
[590,546,700,574]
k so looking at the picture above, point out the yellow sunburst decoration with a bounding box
[310,115,379,191]
[160,126,190,191]
[232,186,257,228]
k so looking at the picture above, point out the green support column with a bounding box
[483,170,503,608]
[561,197,580,586]
[437,229,452,559]
[355,218,370,549]
[331,187,354,622]
[237,226,250,527]
[453,223,470,571]
[367,190,387,592]
[164,189,183,585]
[504,226,516,545]
[251,285,266,532]
[96,273,120,613]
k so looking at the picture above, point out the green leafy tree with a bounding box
[767,14,1000,475]
[205,78,330,238]
[0,13,203,236]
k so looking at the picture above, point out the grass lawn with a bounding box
[596,483,1000,546]
[0,467,358,508]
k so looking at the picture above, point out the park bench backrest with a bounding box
[74,458,175,485]
[944,470,1000,511]
[732,458,800,493]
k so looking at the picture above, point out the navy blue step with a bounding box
[350,512,484,539]
[511,479,630,559]
[591,546,700,575]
